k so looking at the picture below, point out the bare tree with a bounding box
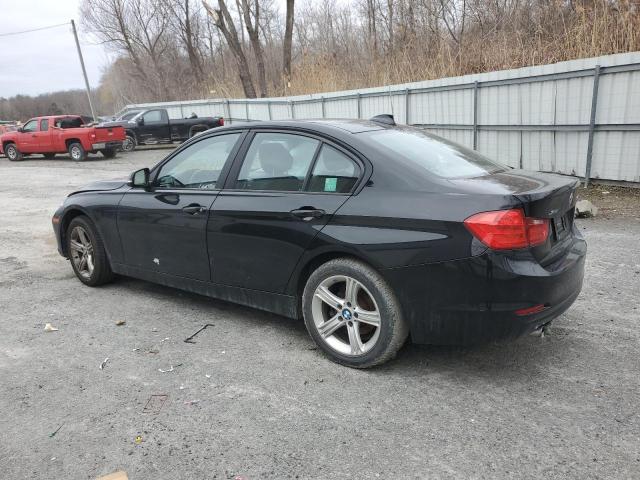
[165,0,206,85]
[239,0,268,96]
[203,0,258,98]
[282,0,295,92]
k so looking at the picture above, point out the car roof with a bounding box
[226,118,386,134]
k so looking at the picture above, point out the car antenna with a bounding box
[370,114,396,126]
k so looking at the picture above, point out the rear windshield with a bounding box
[55,117,85,129]
[362,128,507,179]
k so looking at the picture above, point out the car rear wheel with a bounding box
[101,148,117,159]
[66,216,114,286]
[68,142,87,161]
[121,135,136,152]
[5,143,23,161]
[302,258,409,368]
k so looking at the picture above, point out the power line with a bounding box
[0,22,69,38]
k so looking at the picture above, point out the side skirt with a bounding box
[111,263,299,319]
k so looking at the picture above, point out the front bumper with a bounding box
[91,140,122,150]
[383,233,587,345]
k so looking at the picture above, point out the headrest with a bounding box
[258,143,293,175]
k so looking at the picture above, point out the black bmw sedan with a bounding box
[52,116,586,368]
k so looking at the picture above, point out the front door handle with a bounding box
[290,207,325,221]
[182,204,206,215]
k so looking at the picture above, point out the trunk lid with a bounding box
[451,170,580,266]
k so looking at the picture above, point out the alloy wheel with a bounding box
[69,226,95,279]
[70,145,82,160]
[122,136,135,152]
[311,275,381,356]
[6,145,17,160]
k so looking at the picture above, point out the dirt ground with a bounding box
[0,149,639,479]
[577,183,640,219]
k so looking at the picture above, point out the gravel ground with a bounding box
[0,148,639,479]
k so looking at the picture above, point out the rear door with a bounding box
[117,132,244,280]
[208,130,363,293]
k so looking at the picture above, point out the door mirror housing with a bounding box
[17,127,24,133]
[137,116,144,126]
[129,168,150,188]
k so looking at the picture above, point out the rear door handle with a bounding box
[182,204,206,215]
[290,207,325,221]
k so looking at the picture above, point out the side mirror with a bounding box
[129,168,150,188]
[17,127,24,133]
[137,117,144,126]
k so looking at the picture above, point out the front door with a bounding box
[209,131,363,293]
[18,119,39,152]
[32,118,52,153]
[117,132,244,280]
[137,109,171,143]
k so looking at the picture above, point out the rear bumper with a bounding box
[52,206,65,257]
[92,140,122,150]
[383,231,587,345]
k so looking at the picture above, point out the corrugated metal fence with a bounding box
[123,52,640,184]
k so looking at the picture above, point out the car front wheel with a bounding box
[302,258,409,368]
[66,216,114,286]
[121,135,136,152]
[5,143,23,161]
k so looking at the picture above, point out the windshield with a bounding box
[120,112,139,121]
[362,127,507,179]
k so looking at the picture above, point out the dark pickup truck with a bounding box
[103,108,224,152]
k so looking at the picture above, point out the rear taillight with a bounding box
[219,117,224,126]
[464,209,549,250]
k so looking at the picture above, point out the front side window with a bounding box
[22,120,37,132]
[235,132,320,191]
[143,110,163,123]
[155,133,241,189]
[307,145,360,193]
[40,119,49,131]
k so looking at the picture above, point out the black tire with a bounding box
[68,142,87,161]
[101,148,117,159]
[302,258,409,368]
[66,215,114,287]
[121,134,136,152]
[5,143,23,161]
[43,153,56,159]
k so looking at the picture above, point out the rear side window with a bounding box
[40,119,49,131]
[235,132,319,191]
[307,145,360,193]
[363,128,506,179]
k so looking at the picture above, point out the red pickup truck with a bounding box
[0,115,126,161]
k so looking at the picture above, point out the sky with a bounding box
[0,0,110,97]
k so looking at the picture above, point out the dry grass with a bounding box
[280,1,640,97]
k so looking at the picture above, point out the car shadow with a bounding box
[111,276,582,381]
[5,154,109,163]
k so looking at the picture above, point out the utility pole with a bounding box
[70,19,96,120]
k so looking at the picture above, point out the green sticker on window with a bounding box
[324,177,337,192]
